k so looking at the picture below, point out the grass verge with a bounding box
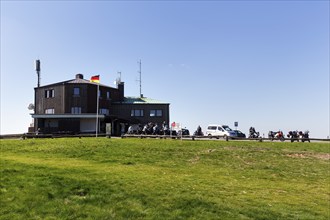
[1,138,329,219]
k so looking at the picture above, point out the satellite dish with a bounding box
[28,103,35,110]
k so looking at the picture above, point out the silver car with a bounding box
[205,124,237,139]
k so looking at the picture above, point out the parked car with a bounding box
[177,128,190,136]
[205,124,237,139]
[234,130,246,138]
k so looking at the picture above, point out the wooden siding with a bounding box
[33,81,170,133]
[111,103,170,126]
[34,84,65,114]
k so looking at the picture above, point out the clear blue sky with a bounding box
[1,1,329,138]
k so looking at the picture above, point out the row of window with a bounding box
[44,108,163,117]
[46,108,110,114]
[45,88,111,99]
[130,109,163,117]
[75,88,111,99]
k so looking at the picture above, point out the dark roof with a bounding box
[35,77,114,89]
[31,114,105,119]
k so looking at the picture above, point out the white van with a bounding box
[205,124,237,139]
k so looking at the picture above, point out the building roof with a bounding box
[66,78,111,88]
[35,75,114,89]
[114,96,169,105]
[31,114,106,119]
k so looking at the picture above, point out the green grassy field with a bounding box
[0,138,329,219]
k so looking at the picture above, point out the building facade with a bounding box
[31,74,170,135]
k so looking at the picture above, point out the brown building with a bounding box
[31,74,170,135]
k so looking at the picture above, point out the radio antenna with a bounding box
[35,60,41,87]
[138,59,142,98]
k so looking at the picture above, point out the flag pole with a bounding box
[96,83,99,137]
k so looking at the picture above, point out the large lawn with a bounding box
[0,138,329,219]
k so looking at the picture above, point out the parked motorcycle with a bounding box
[194,125,204,136]
[268,130,285,142]
[299,130,310,143]
[127,124,142,134]
[142,123,153,135]
[287,131,299,142]
[160,124,171,135]
[248,127,260,138]
[152,124,161,135]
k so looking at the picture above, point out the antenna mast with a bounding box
[35,60,41,87]
[118,71,122,82]
[138,59,142,97]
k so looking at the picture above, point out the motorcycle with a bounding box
[142,123,154,135]
[268,130,285,142]
[287,131,299,142]
[152,124,161,135]
[248,127,260,138]
[194,125,204,136]
[160,124,171,135]
[127,124,142,134]
[299,130,310,143]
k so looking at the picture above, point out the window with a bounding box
[131,109,144,117]
[71,107,81,114]
[45,89,54,98]
[45,108,55,114]
[106,91,110,99]
[73,87,80,96]
[150,110,163,117]
[99,108,109,115]
[156,110,162,117]
[222,126,232,131]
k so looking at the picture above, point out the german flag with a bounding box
[90,75,100,83]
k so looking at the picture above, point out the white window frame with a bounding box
[45,108,55,114]
[45,89,55,98]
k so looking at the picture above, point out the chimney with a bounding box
[118,82,124,101]
[76,74,84,79]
